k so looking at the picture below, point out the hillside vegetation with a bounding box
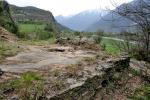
[0,1,18,34]
[10,5,70,32]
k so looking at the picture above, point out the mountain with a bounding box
[86,12,134,33]
[9,5,69,32]
[87,0,150,33]
[55,9,107,31]
[10,5,55,23]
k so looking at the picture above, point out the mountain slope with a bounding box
[86,12,134,33]
[87,0,150,33]
[56,9,106,31]
[10,5,69,32]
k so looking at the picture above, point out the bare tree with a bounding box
[102,0,150,61]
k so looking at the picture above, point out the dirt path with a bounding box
[102,37,137,44]
[0,44,96,73]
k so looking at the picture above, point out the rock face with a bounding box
[56,37,101,51]
[49,56,130,100]
[10,5,55,24]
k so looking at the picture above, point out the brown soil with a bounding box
[0,27,18,42]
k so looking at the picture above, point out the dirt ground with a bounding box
[0,44,96,73]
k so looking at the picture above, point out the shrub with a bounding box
[94,36,102,44]
[129,48,150,62]
[130,68,141,76]
[94,30,104,44]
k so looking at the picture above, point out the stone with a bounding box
[10,95,19,100]
[0,68,4,76]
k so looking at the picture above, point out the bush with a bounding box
[44,23,56,33]
[94,30,104,44]
[94,36,102,44]
[129,48,150,62]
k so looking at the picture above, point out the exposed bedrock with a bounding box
[49,56,130,100]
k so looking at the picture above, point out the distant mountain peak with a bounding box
[55,9,107,31]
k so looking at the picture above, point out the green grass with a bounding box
[18,23,55,40]
[101,38,121,54]
[0,71,44,99]
[19,23,45,33]
[10,72,42,88]
[0,41,20,61]
[19,37,56,45]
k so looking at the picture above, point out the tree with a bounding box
[104,0,150,61]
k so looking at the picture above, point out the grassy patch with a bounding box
[10,72,42,88]
[101,38,121,54]
[19,23,45,33]
[0,41,20,61]
[18,23,55,40]
[0,72,44,99]
[19,37,56,45]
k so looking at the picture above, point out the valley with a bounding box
[0,0,150,100]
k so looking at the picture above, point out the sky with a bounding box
[6,0,133,16]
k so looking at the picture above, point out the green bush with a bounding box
[94,36,102,44]
[94,30,104,44]
[130,69,141,76]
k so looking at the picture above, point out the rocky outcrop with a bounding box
[56,37,101,51]
[49,56,130,100]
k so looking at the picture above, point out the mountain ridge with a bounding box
[86,0,149,33]
[55,9,107,31]
[10,4,70,32]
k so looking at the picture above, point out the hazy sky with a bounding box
[6,0,133,16]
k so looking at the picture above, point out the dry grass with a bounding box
[65,63,84,78]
